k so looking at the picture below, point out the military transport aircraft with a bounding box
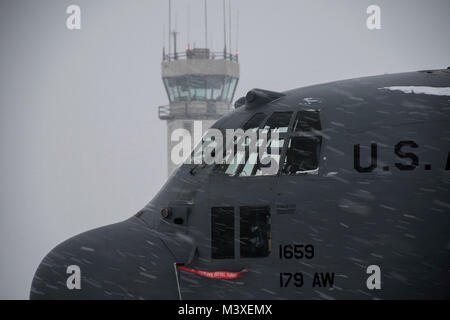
[31,69,450,299]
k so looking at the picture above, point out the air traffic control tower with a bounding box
[159,47,240,176]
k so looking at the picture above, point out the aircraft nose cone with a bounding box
[30,217,179,300]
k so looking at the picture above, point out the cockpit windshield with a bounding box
[188,109,323,176]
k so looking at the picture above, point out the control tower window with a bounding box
[206,75,225,100]
[222,77,231,102]
[177,76,190,101]
[163,75,239,103]
[211,207,235,259]
[282,110,322,175]
[240,206,271,258]
[164,78,179,102]
[226,78,238,102]
[190,75,206,100]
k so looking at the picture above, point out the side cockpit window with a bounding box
[283,136,321,174]
[282,110,322,175]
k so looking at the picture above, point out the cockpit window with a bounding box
[210,111,322,177]
[282,110,322,175]
[243,113,267,130]
[263,112,292,133]
[214,112,265,175]
[213,112,293,176]
[293,110,322,132]
[282,136,322,174]
[241,112,293,176]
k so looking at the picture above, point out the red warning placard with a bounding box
[177,265,248,279]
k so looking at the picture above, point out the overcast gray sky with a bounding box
[0,0,449,299]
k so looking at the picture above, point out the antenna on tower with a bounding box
[223,0,227,55]
[162,24,166,59]
[173,4,178,58]
[173,30,178,60]
[204,0,208,49]
[168,0,172,55]
[174,8,177,31]
[187,0,191,49]
[236,9,239,54]
[228,0,232,54]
